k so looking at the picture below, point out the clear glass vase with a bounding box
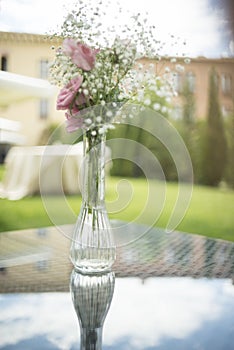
[70,269,115,350]
[70,128,116,273]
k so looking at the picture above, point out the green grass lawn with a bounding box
[0,166,234,241]
[106,178,234,242]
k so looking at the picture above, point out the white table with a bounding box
[0,144,84,200]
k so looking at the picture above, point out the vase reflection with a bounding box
[70,269,115,350]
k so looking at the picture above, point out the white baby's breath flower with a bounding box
[156,90,163,97]
[85,118,92,124]
[98,127,105,134]
[144,98,151,106]
[106,110,113,117]
[166,96,171,103]
[153,103,161,111]
[96,116,102,123]
[83,89,89,96]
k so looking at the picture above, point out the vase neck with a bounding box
[82,130,106,209]
[80,327,102,350]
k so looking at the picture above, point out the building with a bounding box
[141,55,234,120]
[0,31,62,146]
[0,31,234,146]
[172,56,234,120]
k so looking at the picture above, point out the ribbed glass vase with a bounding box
[70,128,116,273]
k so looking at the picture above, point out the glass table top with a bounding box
[0,221,234,349]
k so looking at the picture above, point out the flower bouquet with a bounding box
[49,0,179,273]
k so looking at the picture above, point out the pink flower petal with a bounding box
[63,38,99,71]
[56,76,83,110]
[65,112,84,132]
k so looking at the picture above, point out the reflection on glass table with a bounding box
[0,221,234,349]
[70,270,115,350]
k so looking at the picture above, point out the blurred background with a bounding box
[0,0,233,239]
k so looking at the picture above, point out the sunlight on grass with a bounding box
[0,170,233,242]
[105,177,234,241]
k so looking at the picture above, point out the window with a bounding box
[186,72,196,93]
[40,59,49,79]
[1,56,8,71]
[173,73,183,94]
[221,74,232,95]
[40,99,49,119]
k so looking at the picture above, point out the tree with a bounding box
[225,107,234,188]
[172,77,198,181]
[181,77,196,162]
[182,77,196,127]
[201,67,228,186]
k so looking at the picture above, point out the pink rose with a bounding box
[56,76,83,110]
[63,38,99,71]
[65,111,84,132]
